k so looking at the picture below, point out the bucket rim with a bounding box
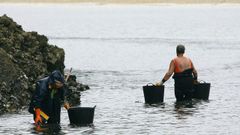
[69,105,96,110]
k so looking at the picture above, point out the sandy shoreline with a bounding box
[0,0,240,4]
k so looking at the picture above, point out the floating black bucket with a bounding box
[193,82,211,100]
[67,106,96,125]
[143,83,164,104]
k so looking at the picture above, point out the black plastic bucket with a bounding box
[143,83,164,104]
[67,106,96,125]
[193,82,211,100]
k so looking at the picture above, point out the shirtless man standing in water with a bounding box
[156,45,198,101]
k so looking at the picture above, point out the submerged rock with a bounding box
[0,15,89,114]
[65,75,90,106]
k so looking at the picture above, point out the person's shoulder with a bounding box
[37,76,50,84]
[170,59,176,65]
[172,57,178,62]
[39,76,49,81]
[172,57,178,61]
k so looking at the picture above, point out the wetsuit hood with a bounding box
[49,70,65,84]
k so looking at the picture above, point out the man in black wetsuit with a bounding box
[28,70,70,126]
[156,45,198,101]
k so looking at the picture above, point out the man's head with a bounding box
[49,70,64,89]
[176,44,185,55]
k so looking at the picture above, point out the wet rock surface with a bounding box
[0,15,88,114]
[65,75,90,106]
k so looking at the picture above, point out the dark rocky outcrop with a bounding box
[65,75,90,106]
[0,15,88,114]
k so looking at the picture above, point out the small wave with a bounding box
[48,36,170,41]
[48,36,240,44]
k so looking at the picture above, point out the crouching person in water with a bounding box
[156,45,198,101]
[28,70,70,127]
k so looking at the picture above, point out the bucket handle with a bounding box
[146,83,155,86]
[198,80,206,83]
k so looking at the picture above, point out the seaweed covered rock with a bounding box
[65,75,90,106]
[0,48,29,113]
[0,15,65,114]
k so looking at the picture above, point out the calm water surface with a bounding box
[0,4,240,134]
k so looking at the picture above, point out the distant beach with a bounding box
[0,0,240,4]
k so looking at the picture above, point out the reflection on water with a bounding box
[143,100,209,121]
[144,103,166,108]
[29,122,96,134]
[30,124,63,135]
[173,100,208,120]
